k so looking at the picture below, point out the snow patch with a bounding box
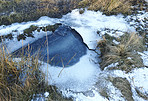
[41,50,100,92]
[138,51,148,67]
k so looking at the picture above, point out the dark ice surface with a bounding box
[13,25,87,67]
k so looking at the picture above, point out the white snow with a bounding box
[0,16,58,35]
[139,51,148,67]
[44,92,49,97]
[61,9,135,49]
[0,9,135,49]
[129,68,148,93]
[41,50,100,92]
[127,57,132,60]
[2,31,52,53]
[113,40,120,44]
[104,62,119,70]
[0,8,148,101]
[62,90,107,101]
[111,67,148,101]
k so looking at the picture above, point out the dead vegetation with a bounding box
[0,45,43,100]
[135,88,148,100]
[0,45,71,101]
[0,0,81,25]
[110,77,134,101]
[97,33,145,72]
[0,0,147,25]
[78,0,133,15]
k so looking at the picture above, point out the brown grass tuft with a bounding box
[0,45,72,100]
[79,0,132,15]
[97,33,145,72]
[0,45,44,101]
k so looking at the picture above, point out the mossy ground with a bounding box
[17,23,62,41]
[0,33,13,42]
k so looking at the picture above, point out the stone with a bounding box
[13,25,87,67]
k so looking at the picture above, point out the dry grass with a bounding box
[36,0,81,16]
[97,33,145,72]
[79,0,132,15]
[0,0,81,25]
[0,0,146,25]
[0,45,44,101]
[0,44,72,101]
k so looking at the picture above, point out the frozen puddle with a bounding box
[41,50,100,91]
[0,9,148,101]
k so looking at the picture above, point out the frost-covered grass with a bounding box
[112,67,148,101]
[98,33,145,72]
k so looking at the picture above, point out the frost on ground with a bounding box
[0,8,148,101]
[112,67,148,101]
[40,50,100,92]
[139,51,148,67]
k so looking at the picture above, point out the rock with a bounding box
[13,25,87,67]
